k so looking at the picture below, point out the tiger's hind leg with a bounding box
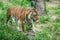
[6,15,11,24]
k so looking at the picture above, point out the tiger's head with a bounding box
[31,8,39,22]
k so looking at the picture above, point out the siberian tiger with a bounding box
[6,6,39,32]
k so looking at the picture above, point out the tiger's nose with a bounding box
[36,16,39,20]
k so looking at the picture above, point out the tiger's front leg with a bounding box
[21,20,25,32]
[27,19,35,32]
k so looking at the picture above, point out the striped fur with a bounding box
[6,6,39,32]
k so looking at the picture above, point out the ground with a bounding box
[27,1,60,40]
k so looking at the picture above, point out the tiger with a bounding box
[6,6,39,32]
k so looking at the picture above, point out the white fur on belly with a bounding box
[12,16,20,23]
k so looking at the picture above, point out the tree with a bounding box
[30,0,47,14]
[30,0,36,8]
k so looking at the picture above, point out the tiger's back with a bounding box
[7,6,31,20]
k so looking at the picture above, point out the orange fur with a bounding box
[6,6,39,32]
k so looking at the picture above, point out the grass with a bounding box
[0,0,60,40]
[34,2,60,40]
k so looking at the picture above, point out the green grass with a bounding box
[39,15,50,23]
[34,2,60,40]
[0,0,60,40]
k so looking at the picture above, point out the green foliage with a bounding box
[2,3,10,10]
[55,6,60,15]
[0,24,28,40]
[0,13,28,40]
[9,0,30,7]
[34,31,49,40]
[46,6,56,12]
[0,0,30,40]
[34,3,60,40]
[0,2,3,9]
[0,0,60,40]
[34,27,57,40]
[39,15,50,23]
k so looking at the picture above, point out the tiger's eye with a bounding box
[34,15,37,16]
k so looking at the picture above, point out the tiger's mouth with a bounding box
[33,18,36,22]
[31,17,37,22]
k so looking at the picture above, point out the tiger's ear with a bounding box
[32,8,37,12]
[32,8,39,15]
[32,8,35,10]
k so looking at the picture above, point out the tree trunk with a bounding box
[30,0,47,14]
